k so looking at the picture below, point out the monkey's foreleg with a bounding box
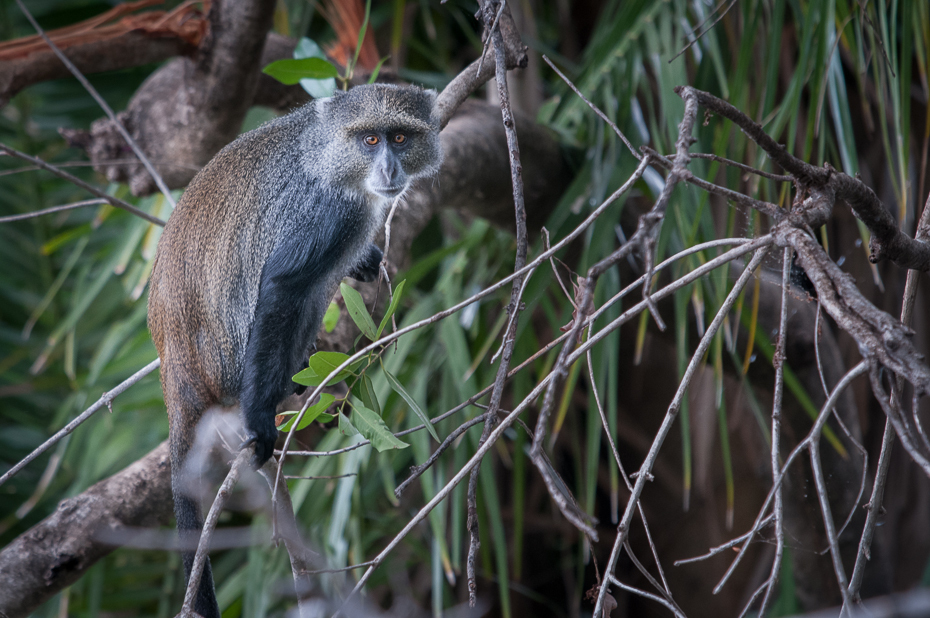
[347,242,383,282]
[239,279,325,468]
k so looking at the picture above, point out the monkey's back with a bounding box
[148,109,316,406]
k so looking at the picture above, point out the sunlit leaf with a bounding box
[323,301,340,333]
[377,279,406,337]
[292,351,362,387]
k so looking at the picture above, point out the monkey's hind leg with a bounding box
[164,369,221,618]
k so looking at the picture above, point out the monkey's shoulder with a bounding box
[262,184,370,286]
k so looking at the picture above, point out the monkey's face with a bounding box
[319,84,443,201]
[357,129,420,199]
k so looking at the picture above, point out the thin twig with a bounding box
[0,145,165,226]
[306,561,376,575]
[542,55,640,161]
[395,413,488,498]
[673,514,774,565]
[758,248,791,614]
[0,358,161,488]
[809,419,853,606]
[467,2,531,601]
[688,152,793,182]
[607,575,687,618]
[586,340,672,598]
[284,473,357,480]
[475,0,505,76]
[0,199,108,223]
[645,146,784,220]
[181,449,249,616]
[669,0,739,63]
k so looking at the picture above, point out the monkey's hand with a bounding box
[347,243,383,282]
[241,421,278,469]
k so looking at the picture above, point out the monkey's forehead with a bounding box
[329,84,438,134]
[341,113,435,135]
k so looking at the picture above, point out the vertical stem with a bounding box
[758,247,792,614]
[467,0,530,605]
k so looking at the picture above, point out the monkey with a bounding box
[147,83,442,618]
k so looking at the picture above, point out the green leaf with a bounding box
[293,37,337,98]
[352,403,408,451]
[367,56,390,84]
[323,301,340,332]
[338,412,359,437]
[340,282,377,340]
[292,351,362,387]
[351,0,372,71]
[277,393,336,432]
[384,368,438,442]
[354,373,381,416]
[377,279,406,337]
[262,58,338,85]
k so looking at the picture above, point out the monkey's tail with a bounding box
[169,411,221,618]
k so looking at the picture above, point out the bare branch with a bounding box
[0,145,165,226]
[0,198,107,223]
[0,443,172,617]
[0,359,161,488]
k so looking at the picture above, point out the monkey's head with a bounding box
[311,84,442,200]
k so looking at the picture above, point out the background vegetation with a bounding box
[1,0,929,616]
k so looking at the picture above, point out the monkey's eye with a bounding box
[393,133,407,144]
[363,135,380,146]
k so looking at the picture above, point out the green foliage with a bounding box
[276,393,336,432]
[292,351,362,387]
[339,282,378,340]
[292,37,338,98]
[322,300,341,332]
[261,57,339,84]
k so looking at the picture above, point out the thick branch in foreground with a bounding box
[0,443,172,618]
